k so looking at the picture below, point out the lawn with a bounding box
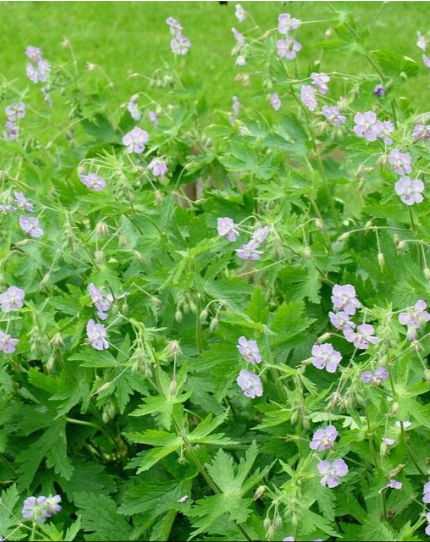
[0,1,429,111]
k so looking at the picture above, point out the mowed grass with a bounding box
[0,1,429,112]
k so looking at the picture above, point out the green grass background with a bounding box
[0,1,429,110]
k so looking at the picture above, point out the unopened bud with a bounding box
[304,246,312,259]
[39,272,51,288]
[167,340,182,356]
[133,250,145,264]
[380,442,388,458]
[391,401,399,416]
[274,516,283,528]
[253,485,266,500]
[188,299,197,314]
[95,221,109,236]
[51,332,64,347]
[315,218,324,232]
[263,518,271,531]
[95,250,104,266]
[266,525,275,541]
[364,221,373,230]
[169,379,177,395]
[424,368,430,383]
[154,190,163,205]
[397,240,406,252]
[318,332,331,343]
[424,267,430,281]
[46,356,55,372]
[183,302,190,314]
[377,252,385,270]
[175,309,182,323]
[96,381,113,394]
[200,308,209,322]
[119,234,128,248]
[209,317,219,331]
[338,231,350,242]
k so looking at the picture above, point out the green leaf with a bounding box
[373,49,419,81]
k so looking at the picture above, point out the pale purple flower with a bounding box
[399,300,430,339]
[377,121,394,145]
[237,369,263,398]
[148,110,159,127]
[148,158,168,178]
[14,192,34,212]
[79,173,106,191]
[44,495,62,516]
[344,324,379,350]
[22,496,49,523]
[283,539,295,542]
[301,85,317,112]
[311,72,330,94]
[36,60,51,83]
[389,149,412,175]
[361,367,389,385]
[217,217,239,242]
[413,124,430,141]
[331,284,361,316]
[322,106,346,126]
[232,28,245,47]
[166,17,183,36]
[237,336,261,364]
[22,495,61,523]
[122,127,149,154]
[278,13,301,34]
[232,96,240,117]
[310,425,338,451]
[26,63,39,83]
[4,121,18,140]
[277,37,302,60]
[20,216,43,238]
[328,311,356,331]
[86,319,109,350]
[88,283,111,320]
[26,46,43,62]
[0,286,25,312]
[177,495,189,503]
[171,34,191,55]
[382,438,395,446]
[426,514,430,537]
[423,54,430,69]
[353,111,381,142]
[251,226,269,246]
[0,330,19,354]
[379,480,402,493]
[424,481,430,504]
[374,84,385,97]
[5,102,25,121]
[0,204,15,213]
[236,242,263,261]
[235,4,246,23]
[417,32,428,52]
[318,459,348,488]
[270,93,281,111]
[395,177,424,205]
[127,97,141,121]
[311,343,342,373]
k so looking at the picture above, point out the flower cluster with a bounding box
[417,30,430,70]
[387,148,424,206]
[353,111,394,144]
[4,101,25,141]
[88,283,111,321]
[236,226,269,261]
[26,46,51,86]
[232,27,246,66]
[167,17,191,55]
[277,13,302,60]
[22,494,61,523]
[2,191,44,238]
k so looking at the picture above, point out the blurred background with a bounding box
[0,1,429,110]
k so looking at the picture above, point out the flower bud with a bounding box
[51,332,64,347]
[46,356,55,372]
[317,332,331,343]
[199,308,209,322]
[169,379,177,396]
[253,485,266,500]
[377,252,385,270]
[424,267,430,281]
[266,525,276,541]
[95,250,104,266]
[95,221,109,236]
[391,401,399,416]
[337,231,350,242]
[209,317,219,331]
[274,516,283,528]
[263,518,271,531]
[167,340,182,356]
[175,309,182,323]
[397,240,406,252]
[315,218,324,232]
[304,246,312,259]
